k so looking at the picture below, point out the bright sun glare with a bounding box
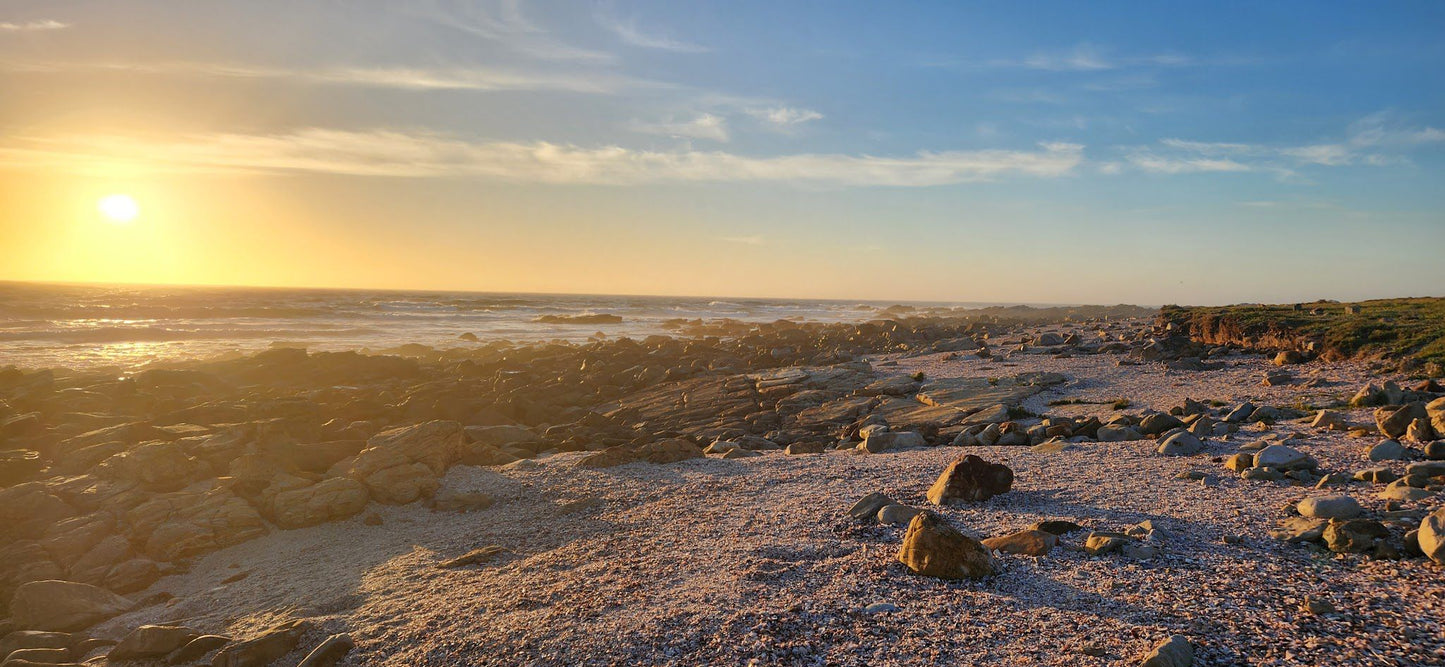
[97,194,140,223]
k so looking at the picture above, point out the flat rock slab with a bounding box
[880,375,1065,427]
[600,376,763,437]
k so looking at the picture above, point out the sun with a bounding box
[97,194,140,224]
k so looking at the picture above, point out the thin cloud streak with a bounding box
[745,107,824,127]
[398,1,615,63]
[0,130,1086,187]
[0,59,659,94]
[720,236,766,246]
[631,114,729,141]
[594,6,708,53]
[926,43,1259,72]
[1128,114,1445,174]
[0,20,68,31]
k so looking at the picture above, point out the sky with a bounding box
[0,0,1442,305]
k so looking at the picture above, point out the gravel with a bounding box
[89,333,1445,666]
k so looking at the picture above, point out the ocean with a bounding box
[0,282,1018,371]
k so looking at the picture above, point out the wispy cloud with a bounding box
[0,130,1086,187]
[1125,152,1253,174]
[1015,44,1117,71]
[594,5,707,53]
[720,235,766,246]
[1126,112,1445,176]
[930,43,1256,72]
[0,19,68,31]
[744,107,824,127]
[400,0,615,63]
[0,59,659,94]
[631,113,729,141]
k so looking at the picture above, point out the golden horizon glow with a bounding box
[97,194,140,224]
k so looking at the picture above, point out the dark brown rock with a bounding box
[110,625,202,660]
[165,634,231,664]
[926,454,1013,504]
[896,511,995,580]
[8,580,132,632]
[211,620,308,667]
[297,633,354,667]
[1376,403,1427,440]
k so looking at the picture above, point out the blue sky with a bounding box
[1,1,1442,304]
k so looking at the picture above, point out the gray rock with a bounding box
[860,431,925,453]
[1224,402,1256,423]
[848,492,894,521]
[1406,461,1445,477]
[1157,431,1204,456]
[1270,516,1328,542]
[1139,413,1184,436]
[1097,425,1143,442]
[1241,466,1284,481]
[876,504,923,526]
[1297,495,1363,519]
[1368,439,1410,462]
[1253,444,1315,471]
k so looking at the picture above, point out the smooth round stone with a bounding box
[1368,439,1409,462]
[876,504,923,526]
[1297,494,1363,519]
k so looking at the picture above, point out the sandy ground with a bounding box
[91,341,1445,666]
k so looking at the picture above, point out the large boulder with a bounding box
[577,446,639,469]
[95,441,200,491]
[1420,507,1445,565]
[1375,403,1428,440]
[125,484,267,562]
[1097,425,1143,442]
[1140,635,1193,667]
[0,483,76,541]
[8,580,132,631]
[636,438,704,464]
[1368,439,1410,462]
[1252,444,1316,471]
[926,454,1013,504]
[0,631,73,658]
[0,449,43,486]
[281,440,367,474]
[1323,519,1389,554]
[261,475,370,529]
[896,512,995,580]
[1297,495,1362,519]
[1156,431,1204,456]
[0,541,64,604]
[1138,413,1184,436]
[859,431,926,453]
[847,492,894,521]
[346,421,464,504]
[212,620,309,667]
[1428,397,1445,440]
[110,625,202,660]
[298,633,355,667]
[464,425,541,450]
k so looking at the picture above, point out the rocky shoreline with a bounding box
[1,307,1442,665]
